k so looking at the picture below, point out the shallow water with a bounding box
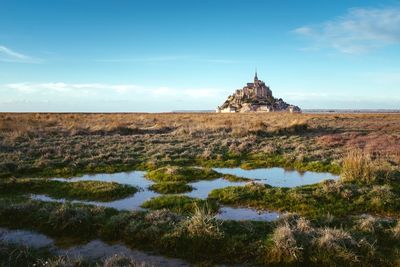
[0,228,188,266]
[52,171,159,210]
[187,178,246,199]
[0,228,53,249]
[31,168,337,221]
[217,206,281,221]
[46,171,246,210]
[213,167,338,187]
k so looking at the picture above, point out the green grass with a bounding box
[0,198,399,266]
[222,174,252,182]
[0,240,155,267]
[209,178,400,219]
[148,182,193,194]
[141,195,219,214]
[146,166,221,182]
[0,178,138,201]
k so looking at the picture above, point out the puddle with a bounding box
[53,171,150,187]
[213,167,338,187]
[30,168,337,220]
[187,178,246,199]
[49,171,160,211]
[0,228,53,249]
[0,227,189,266]
[42,171,246,210]
[216,206,281,221]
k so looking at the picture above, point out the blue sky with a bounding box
[1,0,400,112]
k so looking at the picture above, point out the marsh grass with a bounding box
[0,241,152,267]
[2,113,399,179]
[210,177,399,218]
[269,222,303,262]
[178,204,223,240]
[141,195,218,214]
[148,182,193,194]
[265,216,376,265]
[392,220,400,239]
[341,149,375,183]
[1,113,400,265]
[146,166,220,182]
[0,178,137,201]
[102,254,150,267]
[221,174,252,182]
[0,241,49,267]
[0,198,398,266]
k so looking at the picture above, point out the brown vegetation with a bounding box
[1,113,399,178]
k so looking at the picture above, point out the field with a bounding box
[1,112,400,266]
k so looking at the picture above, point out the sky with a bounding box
[1,0,400,112]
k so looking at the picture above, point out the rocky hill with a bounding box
[216,72,301,113]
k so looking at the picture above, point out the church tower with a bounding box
[254,69,258,82]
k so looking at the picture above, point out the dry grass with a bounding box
[341,149,375,183]
[180,204,223,240]
[392,220,400,239]
[270,222,303,262]
[1,112,400,178]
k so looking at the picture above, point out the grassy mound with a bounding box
[222,174,252,182]
[0,199,399,265]
[146,166,220,182]
[141,195,218,214]
[149,182,193,194]
[0,178,137,201]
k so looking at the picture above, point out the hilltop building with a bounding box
[216,72,301,113]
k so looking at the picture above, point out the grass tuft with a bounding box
[146,166,220,183]
[341,149,375,183]
[148,182,193,194]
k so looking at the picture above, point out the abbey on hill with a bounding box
[216,72,301,113]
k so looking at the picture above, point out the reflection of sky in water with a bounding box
[216,206,281,221]
[0,227,53,248]
[42,171,159,211]
[31,168,337,221]
[187,178,246,199]
[213,167,338,187]
[0,227,189,266]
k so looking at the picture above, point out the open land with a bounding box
[0,113,400,266]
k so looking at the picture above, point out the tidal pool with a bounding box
[30,167,337,221]
[0,227,189,266]
[51,171,159,210]
[40,171,247,210]
[217,206,281,221]
[213,167,338,187]
[187,178,246,199]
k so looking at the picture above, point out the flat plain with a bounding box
[1,112,400,266]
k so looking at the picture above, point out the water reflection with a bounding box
[0,228,189,266]
[216,206,281,221]
[213,167,338,187]
[31,167,338,221]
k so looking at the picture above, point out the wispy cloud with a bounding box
[0,82,225,111]
[0,45,39,63]
[293,6,400,54]
[2,82,223,99]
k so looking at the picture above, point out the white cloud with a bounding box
[0,82,226,112]
[0,45,38,63]
[4,82,143,97]
[293,6,400,54]
[1,82,223,101]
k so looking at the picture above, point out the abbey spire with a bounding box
[254,68,258,82]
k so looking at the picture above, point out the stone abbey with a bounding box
[216,72,301,113]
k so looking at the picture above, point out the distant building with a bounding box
[216,71,301,113]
